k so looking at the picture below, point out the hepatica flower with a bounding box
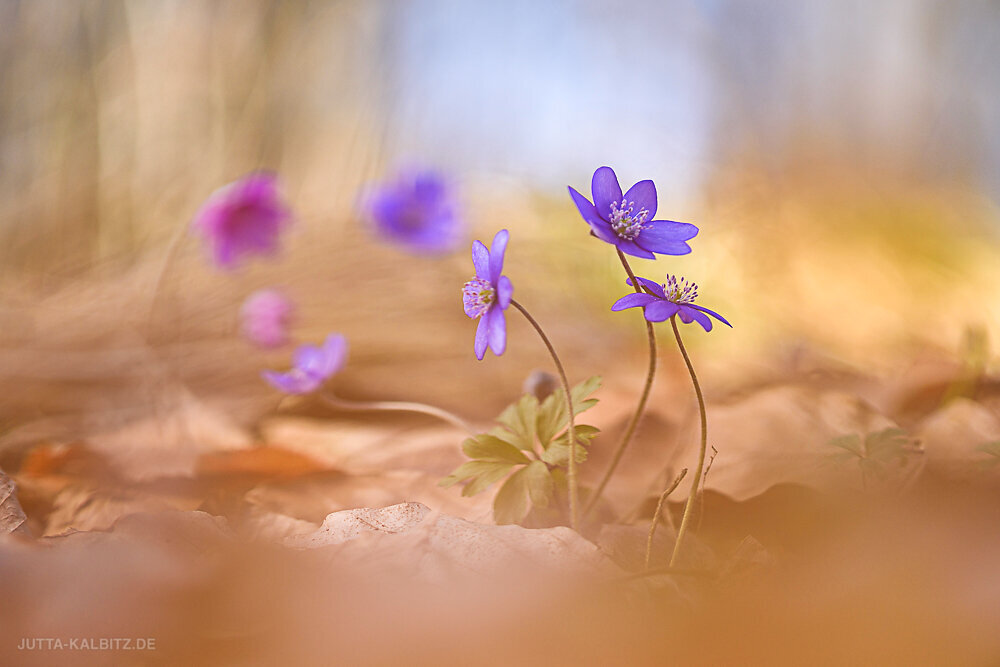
[262,333,347,394]
[192,173,292,269]
[613,275,731,332]
[462,230,512,360]
[568,166,698,259]
[240,289,295,348]
[363,169,463,255]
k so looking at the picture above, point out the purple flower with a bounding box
[192,173,292,269]
[462,230,513,360]
[241,289,295,348]
[568,166,698,259]
[612,275,731,332]
[261,334,347,394]
[362,169,463,254]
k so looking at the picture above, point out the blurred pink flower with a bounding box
[262,334,347,394]
[192,173,292,269]
[240,289,295,348]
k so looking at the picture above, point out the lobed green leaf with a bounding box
[496,394,539,451]
[461,434,532,464]
[536,376,601,445]
[541,424,599,467]
[493,466,531,525]
[523,460,554,509]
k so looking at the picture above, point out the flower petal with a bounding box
[261,369,320,395]
[615,239,656,260]
[636,238,691,256]
[636,222,697,256]
[626,276,666,298]
[623,179,657,220]
[635,221,697,255]
[591,167,622,219]
[568,186,600,224]
[472,240,490,280]
[589,218,620,244]
[293,344,323,375]
[678,305,713,331]
[487,307,506,356]
[644,301,680,322]
[489,229,509,283]
[688,303,732,328]
[497,275,513,309]
[612,293,658,311]
[474,313,489,360]
[319,334,349,375]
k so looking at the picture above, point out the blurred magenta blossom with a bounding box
[462,229,512,360]
[568,166,698,259]
[613,275,731,332]
[240,289,295,348]
[262,334,347,394]
[362,168,463,254]
[192,173,292,269]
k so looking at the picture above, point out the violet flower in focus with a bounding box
[241,289,295,348]
[568,166,698,259]
[462,229,513,360]
[262,334,347,394]
[363,169,463,254]
[612,275,731,332]
[192,173,292,269]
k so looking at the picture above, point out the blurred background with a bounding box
[0,0,999,444]
[4,3,1000,663]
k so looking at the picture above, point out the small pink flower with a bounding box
[192,173,292,269]
[240,289,295,348]
[262,334,348,394]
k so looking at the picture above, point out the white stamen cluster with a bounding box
[664,275,698,303]
[462,278,495,318]
[608,198,650,240]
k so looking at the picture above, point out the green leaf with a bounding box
[439,460,515,495]
[496,394,539,451]
[541,424,599,467]
[865,428,913,465]
[976,441,1000,468]
[486,426,525,450]
[462,462,519,497]
[493,466,531,525]
[827,434,864,458]
[977,441,1000,458]
[536,376,601,444]
[461,435,531,464]
[523,460,554,508]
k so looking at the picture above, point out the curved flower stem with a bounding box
[668,316,708,567]
[644,467,687,570]
[320,392,473,433]
[509,299,578,531]
[582,250,657,519]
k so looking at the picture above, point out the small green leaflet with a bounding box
[439,376,602,525]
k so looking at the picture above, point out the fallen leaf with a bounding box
[0,470,28,535]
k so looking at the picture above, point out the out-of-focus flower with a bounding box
[362,169,463,254]
[462,229,513,360]
[240,289,295,348]
[612,275,731,332]
[568,166,698,259]
[192,173,292,269]
[262,334,347,394]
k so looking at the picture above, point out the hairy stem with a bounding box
[668,316,709,567]
[319,393,473,433]
[583,250,657,519]
[510,299,578,531]
[644,468,688,570]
